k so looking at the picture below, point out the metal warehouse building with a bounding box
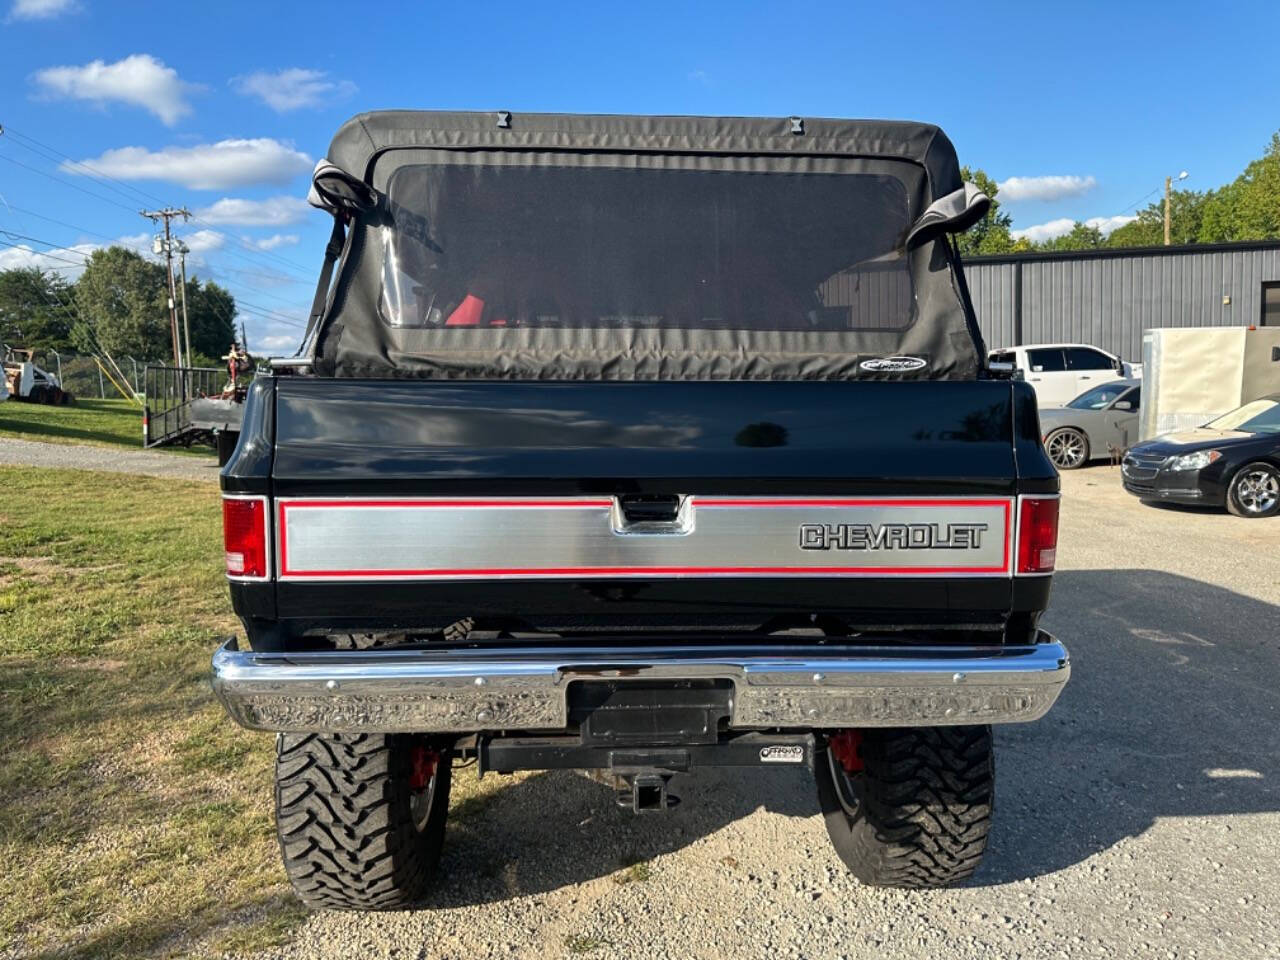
[964,240,1280,363]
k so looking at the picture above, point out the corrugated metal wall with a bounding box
[964,244,1280,361]
[819,260,913,330]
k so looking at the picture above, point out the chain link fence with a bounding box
[16,349,165,401]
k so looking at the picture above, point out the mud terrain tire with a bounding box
[815,726,994,889]
[275,733,452,910]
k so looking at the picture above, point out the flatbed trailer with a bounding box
[143,364,243,462]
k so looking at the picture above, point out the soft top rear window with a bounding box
[379,157,915,333]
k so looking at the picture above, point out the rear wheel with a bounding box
[275,733,452,910]
[1226,462,1280,518]
[1044,427,1089,469]
[815,726,994,888]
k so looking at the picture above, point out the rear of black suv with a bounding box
[212,111,1069,909]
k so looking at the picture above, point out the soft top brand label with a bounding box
[859,356,927,373]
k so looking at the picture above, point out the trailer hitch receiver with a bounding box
[616,771,679,814]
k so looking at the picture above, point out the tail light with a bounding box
[1017,497,1059,574]
[223,495,269,579]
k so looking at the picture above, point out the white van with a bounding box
[989,343,1139,407]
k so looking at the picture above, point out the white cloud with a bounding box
[194,195,310,226]
[258,333,299,350]
[111,232,154,255]
[232,68,356,112]
[8,0,77,20]
[1084,214,1137,234]
[32,54,193,126]
[0,241,95,276]
[1012,214,1139,243]
[105,228,222,267]
[0,231,164,277]
[64,138,313,190]
[181,229,226,255]
[1011,218,1075,243]
[997,175,1097,203]
[246,233,299,251]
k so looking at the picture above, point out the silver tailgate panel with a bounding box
[276,496,1014,580]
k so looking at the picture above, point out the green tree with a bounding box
[73,247,171,358]
[181,276,237,360]
[0,267,75,350]
[955,167,1016,256]
[1106,189,1206,247]
[1198,131,1280,242]
[1037,221,1106,252]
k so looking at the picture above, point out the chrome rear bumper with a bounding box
[212,635,1069,734]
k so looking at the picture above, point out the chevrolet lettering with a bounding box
[211,110,1069,911]
[799,521,988,551]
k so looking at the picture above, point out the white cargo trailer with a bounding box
[1140,326,1280,440]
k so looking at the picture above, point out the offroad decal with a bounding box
[759,745,806,764]
[275,496,1014,581]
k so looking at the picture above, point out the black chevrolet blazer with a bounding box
[212,110,1069,911]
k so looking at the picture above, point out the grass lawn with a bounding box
[0,466,503,958]
[0,398,210,456]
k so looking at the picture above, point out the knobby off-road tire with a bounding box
[275,733,452,910]
[815,726,994,889]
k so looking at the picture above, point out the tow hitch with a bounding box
[616,771,679,813]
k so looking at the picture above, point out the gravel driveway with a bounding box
[249,468,1280,960]
[0,437,219,482]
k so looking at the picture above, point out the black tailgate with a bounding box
[225,378,1054,641]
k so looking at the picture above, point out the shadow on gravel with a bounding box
[429,760,815,905]
[424,568,1280,902]
[980,568,1280,885]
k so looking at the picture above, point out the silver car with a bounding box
[1039,379,1141,469]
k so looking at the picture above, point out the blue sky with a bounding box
[2,0,1278,353]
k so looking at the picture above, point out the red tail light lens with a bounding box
[1017,497,1059,574]
[223,496,268,579]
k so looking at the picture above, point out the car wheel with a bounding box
[1226,462,1280,518]
[1045,428,1089,469]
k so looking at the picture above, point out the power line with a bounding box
[1,126,319,281]
[233,303,306,328]
[0,124,170,209]
[0,203,308,316]
[0,235,90,268]
[0,202,119,243]
[0,233,133,388]
[0,151,141,215]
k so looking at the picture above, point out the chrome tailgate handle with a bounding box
[612,495,693,535]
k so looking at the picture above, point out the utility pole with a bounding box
[140,207,191,368]
[177,240,192,367]
[1163,171,1189,247]
[1163,176,1171,246]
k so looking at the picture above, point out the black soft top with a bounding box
[307,111,989,382]
[327,111,965,201]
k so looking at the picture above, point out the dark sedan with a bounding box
[1122,395,1280,517]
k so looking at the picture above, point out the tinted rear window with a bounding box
[1027,348,1067,372]
[379,161,915,333]
[1066,347,1115,371]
